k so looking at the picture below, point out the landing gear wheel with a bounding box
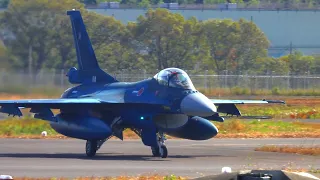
[159,145,168,158]
[151,131,168,158]
[86,140,97,157]
[151,145,167,158]
[151,146,160,157]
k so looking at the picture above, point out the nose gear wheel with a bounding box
[151,132,168,158]
[85,140,97,157]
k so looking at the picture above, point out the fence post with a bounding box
[204,70,208,90]
[50,69,54,87]
[266,70,270,90]
[224,70,228,88]
[61,69,65,89]
[271,71,274,88]
[287,71,290,89]
[39,69,43,87]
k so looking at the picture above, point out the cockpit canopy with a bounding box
[153,68,195,90]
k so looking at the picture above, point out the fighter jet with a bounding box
[0,10,284,158]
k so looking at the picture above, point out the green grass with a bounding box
[0,117,58,136]
[0,117,319,138]
[214,119,320,134]
[199,87,320,97]
[11,174,186,180]
[255,145,320,156]
[238,105,320,119]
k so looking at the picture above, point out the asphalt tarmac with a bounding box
[0,138,319,178]
[0,114,5,120]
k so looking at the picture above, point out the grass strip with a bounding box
[0,118,319,139]
[199,87,320,96]
[7,170,320,180]
[255,145,320,156]
[3,174,186,180]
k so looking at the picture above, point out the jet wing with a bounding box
[211,99,285,104]
[0,98,102,105]
[210,99,285,116]
[0,98,163,120]
[0,98,105,117]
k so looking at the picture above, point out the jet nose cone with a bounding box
[180,92,217,117]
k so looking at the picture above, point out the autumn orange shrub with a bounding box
[255,145,320,156]
[289,109,318,119]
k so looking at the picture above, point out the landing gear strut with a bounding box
[151,132,168,158]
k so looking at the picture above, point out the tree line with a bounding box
[77,0,320,8]
[2,0,320,9]
[0,0,319,77]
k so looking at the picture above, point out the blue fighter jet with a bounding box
[0,10,284,158]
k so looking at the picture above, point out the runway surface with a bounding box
[0,114,5,120]
[0,138,319,178]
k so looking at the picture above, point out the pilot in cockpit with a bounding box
[154,68,195,90]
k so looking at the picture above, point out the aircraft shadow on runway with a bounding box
[0,153,232,161]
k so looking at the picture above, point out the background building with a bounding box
[90,8,320,57]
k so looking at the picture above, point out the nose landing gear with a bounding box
[151,132,168,158]
[85,139,107,157]
[85,140,97,157]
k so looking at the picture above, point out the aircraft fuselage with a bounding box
[51,77,218,142]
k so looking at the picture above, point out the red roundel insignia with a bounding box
[137,87,144,96]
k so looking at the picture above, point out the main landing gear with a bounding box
[151,132,168,158]
[85,139,106,157]
[85,132,168,158]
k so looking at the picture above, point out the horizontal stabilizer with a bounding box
[211,99,285,105]
[217,104,241,116]
[202,114,224,122]
[222,116,273,119]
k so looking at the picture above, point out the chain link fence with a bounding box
[0,69,319,92]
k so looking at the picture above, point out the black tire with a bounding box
[151,146,160,157]
[86,140,97,157]
[160,145,168,158]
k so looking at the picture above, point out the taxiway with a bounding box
[0,138,319,178]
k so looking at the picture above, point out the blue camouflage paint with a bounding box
[166,116,218,140]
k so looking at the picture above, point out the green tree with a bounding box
[0,0,85,76]
[201,18,268,74]
[45,15,76,70]
[121,0,138,5]
[0,40,7,62]
[312,55,320,74]
[282,51,315,75]
[129,8,206,71]
[138,0,151,7]
[1,0,140,75]
[201,19,241,74]
[77,0,97,4]
[252,57,289,75]
[204,0,225,4]
[0,34,11,69]
[248,0,260,6]
[0,0,9,8]
[236,19,269,73]
[83,11,144,70]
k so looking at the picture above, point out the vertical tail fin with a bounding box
[67,10,117,84]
